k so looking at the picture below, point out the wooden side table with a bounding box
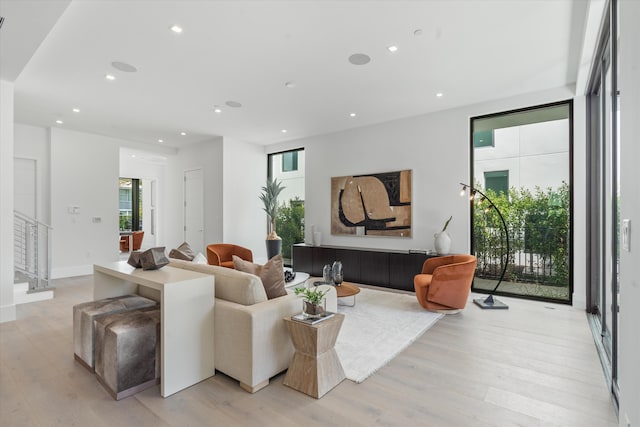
[283,313,345,398]
[335,282,360,306]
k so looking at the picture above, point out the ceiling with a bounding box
[1,0,588,149]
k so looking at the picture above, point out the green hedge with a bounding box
[473,182,569,287]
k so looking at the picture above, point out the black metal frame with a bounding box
[469,100,574,305]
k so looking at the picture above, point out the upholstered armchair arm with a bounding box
[234,245,254,262]
[206,245,223,266]
[421,255,457,274]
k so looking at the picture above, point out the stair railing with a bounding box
[13,210,53,292]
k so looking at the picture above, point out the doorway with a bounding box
[184,168,204,253]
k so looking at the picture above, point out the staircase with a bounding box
[13,210,54,304]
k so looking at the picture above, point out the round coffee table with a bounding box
[334,282,360,306]
[308,280,360,307]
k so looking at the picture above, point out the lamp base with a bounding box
[473,295,509,310]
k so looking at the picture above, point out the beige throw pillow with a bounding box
[169,241,195,261]
[233,254,287,300]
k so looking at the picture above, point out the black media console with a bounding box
[292,243,438,292]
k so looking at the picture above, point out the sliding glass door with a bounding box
[586,0,620,405]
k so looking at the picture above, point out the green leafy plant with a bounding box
[259,178,285,240]
[441,215,453,232]
[294,286,329,305]
[472,182,570,297]
[275,198,305,261]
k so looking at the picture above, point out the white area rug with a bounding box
[335,287,443,383]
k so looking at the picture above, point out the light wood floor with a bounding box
[0,276,617,427]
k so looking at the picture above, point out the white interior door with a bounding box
[184,169,204,253]
[14,158,37,218]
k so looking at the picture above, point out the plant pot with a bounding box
[434,231,451,255]
[302,300,326,319]
[266,239,282,260]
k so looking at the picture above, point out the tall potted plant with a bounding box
[259,178,286,259]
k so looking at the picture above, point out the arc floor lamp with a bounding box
[459,183,509,310]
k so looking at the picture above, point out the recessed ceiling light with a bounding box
[387,45,398,53]
[348,53,371,65]
[281,129,288,133]
[111,61,137,72]
[158,139,164,143]
[55,120,63,124]
[436,92,444,97]
[180,132,187,136]
[414,29,423,36]
[284,81,296,88]
[213,106,222,113]
[131,154,136,158]
[105,74,116,81]
[226,100,242,108]
[72,108,80,113]
[349,113,357,117]
[170,25,183,33]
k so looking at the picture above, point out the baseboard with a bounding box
[14,283,54,305]
[0,303,16,323]
[52,264,93,279]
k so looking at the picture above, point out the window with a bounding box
[471,101,572,304]
[282,151,298,172]
[484,170,509,195]
[119,178,142,231]
[268,149,305,265]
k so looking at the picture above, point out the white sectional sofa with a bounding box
[167,258,336,393]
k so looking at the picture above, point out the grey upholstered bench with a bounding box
[73,295,157,370]
[93,308,161,400]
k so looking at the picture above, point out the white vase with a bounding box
[434,231,451,255]
[313,231,322,247]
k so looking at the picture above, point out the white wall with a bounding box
[165,138,224,255]
[14,123,50,224]
[223,137,267,259]
[271,149,306,204]
[617,1,640,425]
[0,80,16,322]
[572,96,587,309]
[475,119,570,191]
[50,128,120,277]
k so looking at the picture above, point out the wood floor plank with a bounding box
[0,275,618,427]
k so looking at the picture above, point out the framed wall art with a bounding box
[331,170,412,238]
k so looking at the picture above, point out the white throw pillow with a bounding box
[192,252,207,264]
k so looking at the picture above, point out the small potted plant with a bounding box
[294,286,329,319]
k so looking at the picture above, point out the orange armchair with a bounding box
[119,231,144,252]
[414,254,477,313]
[206,243,253,269]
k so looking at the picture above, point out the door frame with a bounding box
[183,167,204,253]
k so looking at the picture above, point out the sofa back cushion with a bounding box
[232,254,287,300]
[168,258,268,305]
